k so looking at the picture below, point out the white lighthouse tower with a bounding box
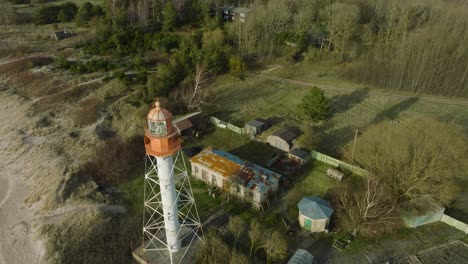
[134,100,203,264]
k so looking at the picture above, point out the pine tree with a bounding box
[299,87,329,122]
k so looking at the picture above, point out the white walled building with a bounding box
[190,147,280,208]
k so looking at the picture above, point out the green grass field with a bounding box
[283,161,338,220]
[209,73,468,155]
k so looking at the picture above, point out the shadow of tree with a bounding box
[368,97,419,126]
[329,88,370,116]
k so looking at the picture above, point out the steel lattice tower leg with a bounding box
[142,150,203,264]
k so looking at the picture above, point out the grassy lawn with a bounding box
[283,161,338,220]
[184,127,279,166]
[209,73,468,155]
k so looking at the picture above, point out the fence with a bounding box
[401,208,445,228]
[441,214,468,234]
[209,116,245,134]
[310,150,368,176]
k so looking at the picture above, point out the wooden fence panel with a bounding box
[310,151,368,176]
[441,214,468,234]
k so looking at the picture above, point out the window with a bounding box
[202,170,208,181]
[236,184,240,193]
[212,175,217,186]
[194,165,199,173]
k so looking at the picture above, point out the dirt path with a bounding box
[249,74,468,106]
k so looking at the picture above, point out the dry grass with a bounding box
[71,97,102,127]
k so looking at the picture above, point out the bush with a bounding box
[75,2,103,26]
[32,2,77,24]
[228,55,246,78]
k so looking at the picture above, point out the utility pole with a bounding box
[351,129,359,162]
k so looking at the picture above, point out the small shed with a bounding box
[173,112,205,136]
[267,128,299,152]
[289,148,310,165]
[298,197,334,233]
[245,119,267,136]
[287,249,314,264]
[50,29,73,41]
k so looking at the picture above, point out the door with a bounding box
[304,217,312,231]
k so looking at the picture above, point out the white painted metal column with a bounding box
[156,155,181,252]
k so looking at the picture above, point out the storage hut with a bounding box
[287,249,314,264]
[298,197,334,233]
[289,148,310,165]
[245,119,267,136]
[267,128,299,152]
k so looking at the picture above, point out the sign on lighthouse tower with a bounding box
[135,100,203,264]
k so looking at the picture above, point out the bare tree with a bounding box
[348,117,468,206]
[332,176,400,236]
[228,216,245,249]
[321,3,360,56]
[187,63,211,110]
[230,250,249,264]
[195,228,231,264]
[248,219,263,257]
[263,231,288,264]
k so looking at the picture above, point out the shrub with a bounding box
[228,55,246,78]
[32,2,77,24]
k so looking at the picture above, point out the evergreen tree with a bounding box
[299,87,329,122]
[162,1,176,32]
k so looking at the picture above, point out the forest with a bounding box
[2,0,466,98]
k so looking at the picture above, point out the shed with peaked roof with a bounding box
[287,249,314,264]
[298,196,334,233]
[267,128,299,152]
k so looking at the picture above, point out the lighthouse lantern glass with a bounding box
[149,120,167,136]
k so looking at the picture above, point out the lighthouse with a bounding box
[144,100,182,252]
[137,100,202,264]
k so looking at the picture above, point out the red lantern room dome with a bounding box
[147,101,172,121]
[144,100,180,157]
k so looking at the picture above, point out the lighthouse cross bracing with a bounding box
[142,149,203,264]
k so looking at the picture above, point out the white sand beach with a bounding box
[0,91,44,264]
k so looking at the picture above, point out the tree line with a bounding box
[227,0,467,97]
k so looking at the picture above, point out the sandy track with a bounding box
[0,91,44,264]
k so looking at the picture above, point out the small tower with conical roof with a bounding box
[136,100,203,264]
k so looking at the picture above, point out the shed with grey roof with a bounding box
[289,148,310,165]
[267,128,299,152]
[287,249,314,264]
[298,196,334,233]
[245,119,267,136]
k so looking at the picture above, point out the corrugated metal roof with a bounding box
[174,119,193,132]
[290,148,310,160]
[272,128,298,142]
[298,197,334,220]
[189,147,242,177]
[288,249,314,264]
[190,147,280,194]
[246,119,265,128]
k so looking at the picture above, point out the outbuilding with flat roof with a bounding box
[245,119,267,136]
